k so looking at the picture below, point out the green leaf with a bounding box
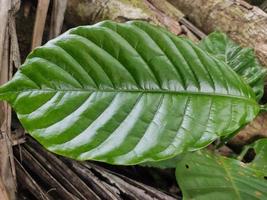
[199,31,267,101]
[0,20,260,165]
[176,150,267,200]
[245,138,267,173]
[140,155,182,169]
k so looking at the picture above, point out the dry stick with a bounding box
[62,155,178,200]
[0,177,9,200]
[49,0,67,39]
[15,157,53,200]
[0,0,19,199]
[11,137,26,146]
[61,158,121,200]
[180,25,200,42]
[24,144,88,200]
[179,18,206,39]
[0,0,10,67]
[84,162,178,200]
[7,0,21,185]
[99,182,121,200]
[9,11,21,69]
[13,146,79,200]
[31,0,50,49]
[25,138,101,200]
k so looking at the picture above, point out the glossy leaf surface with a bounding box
[176,150,267,200]
[0,21,260,164]
[199,31,267,100]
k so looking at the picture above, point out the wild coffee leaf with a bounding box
[0,21,260,164]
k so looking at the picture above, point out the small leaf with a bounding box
[199,31,267,100]
[176,150,267,200]
[0,21,260,164]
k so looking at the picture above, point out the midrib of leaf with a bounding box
[0,88,258,105]
[219,157,242,200]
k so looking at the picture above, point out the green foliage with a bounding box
[140,155,182,169]
[175,150,267,200]
[0,21,261,165]
[0,20,267,199]
[246,138,267,173]
[199,31,267,100]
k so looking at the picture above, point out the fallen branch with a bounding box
[15,136,179,199]
[65,0,183,35]
[229,112,267,146]
[169,0,267,67]
[31,0,50,49]
[15,158,52,200]
[49,0,67,39]
[0,0,20,199]
[25,139,101,200]
[13,146,79,200]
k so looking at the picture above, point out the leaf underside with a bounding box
[176,150,267,200]
[0,20,259,164]
[199,31,267,101]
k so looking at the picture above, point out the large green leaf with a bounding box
[176,150,267,200]
[141,155,182,169]
[0,21,260,164]
[199,31,267,101]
